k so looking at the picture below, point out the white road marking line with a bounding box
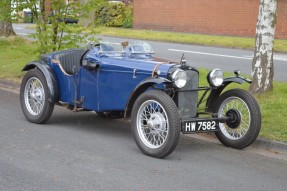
[274,55,287,61]
[169,48,287,62]
[267,55,287,62]
[244,55,287,62]
[168,48,252,60]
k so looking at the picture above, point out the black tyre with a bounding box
[131,90,181,158]
[20,68,54,124]
[215,89,261,149]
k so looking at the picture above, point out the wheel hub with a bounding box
[226,109,241,129]
[32,89,43,100]
[147,112,166,133]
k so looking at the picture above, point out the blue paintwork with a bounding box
[44,48,176,112]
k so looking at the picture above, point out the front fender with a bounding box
[206,76,251,112]
[223,76,252,85]
[124,77,171,118]
[22,61,58,103]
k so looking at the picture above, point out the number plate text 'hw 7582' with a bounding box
[182,120,219,133]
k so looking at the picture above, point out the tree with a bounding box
[249,0,278,94]
[0,0,16,37]
[19,0,98,54]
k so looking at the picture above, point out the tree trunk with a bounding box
[0,0,16,37]
[249,0,277,94]
[0,21,16,37]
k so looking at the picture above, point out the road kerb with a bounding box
[187,133,287,156]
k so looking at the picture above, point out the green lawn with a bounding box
[1,37,286,142]
[0,37,37,81]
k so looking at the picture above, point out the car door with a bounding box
[96,57,142,111]
[78,53,101,111]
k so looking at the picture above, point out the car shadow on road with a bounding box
[49,107,131,136]
[33,106,230,160]
[48,107,227,157]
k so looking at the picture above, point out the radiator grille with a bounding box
[175,69,198,119]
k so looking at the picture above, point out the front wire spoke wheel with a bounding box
[218,97,250,140]
[215,89,261,149]
[137,100,168,149]
[131,90,181,158]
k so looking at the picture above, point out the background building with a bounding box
[44,0,79,13]
[133,0,287,39]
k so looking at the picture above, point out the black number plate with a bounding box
[182,120,219,133]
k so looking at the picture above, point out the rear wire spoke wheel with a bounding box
[131,90,180,158]
[215,89,261,149]
[20,68,54,124]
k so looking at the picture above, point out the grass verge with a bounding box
[0,37,37,82]
[25,24,287,52]
[94,27,287,52]
[1,37,286,142]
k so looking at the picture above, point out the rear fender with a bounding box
[22,61,58,103]
[124,77,171,118]
[206,76,251,112]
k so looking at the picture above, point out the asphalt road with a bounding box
[13,23,286,82]
[1,88,287,191]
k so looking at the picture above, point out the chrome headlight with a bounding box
[171,69,187,88]
[208,69,224,87]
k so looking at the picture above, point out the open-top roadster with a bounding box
[20,41,261,158]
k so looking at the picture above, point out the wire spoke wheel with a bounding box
[215,89,261,149]
[218,97,250,140]
[24,77,45,115]
[131,90,180,158]
[20,68,54,124]
[137,100,169,149]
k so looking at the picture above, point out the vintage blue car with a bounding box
[20,41,261,158]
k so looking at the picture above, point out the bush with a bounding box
[95,2,133,28]
[123,5,133,28]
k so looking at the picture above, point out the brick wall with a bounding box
[277,0,287,39]
[45,0,52,14]
[134,0,287,39]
